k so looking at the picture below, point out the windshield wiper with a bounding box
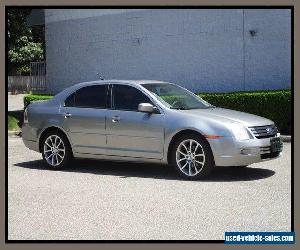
[171,105,216,110]
[170,107,187,110]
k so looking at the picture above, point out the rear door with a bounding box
[60,84,109,155]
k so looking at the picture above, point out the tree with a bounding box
[7,8,45,75]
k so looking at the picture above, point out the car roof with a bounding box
[51,79,173,104]
[72,79,170,88]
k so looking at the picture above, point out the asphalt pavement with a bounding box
[8,136,292,240]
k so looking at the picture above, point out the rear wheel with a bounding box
[170,134,214,180]
[41,131,72,169]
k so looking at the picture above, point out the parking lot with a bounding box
[8,136,291,240]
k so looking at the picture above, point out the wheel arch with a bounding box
[38,126,73,154]
[166,129,215,165]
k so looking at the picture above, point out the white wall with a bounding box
[45,9,291,94]
[45,9,144,23]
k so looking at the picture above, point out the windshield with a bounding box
[141,83,213,110]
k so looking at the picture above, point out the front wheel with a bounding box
[42,131,72,169]
[170,134,215,180]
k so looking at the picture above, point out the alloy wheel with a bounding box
[43,135,66,167]
[175,139,206,176]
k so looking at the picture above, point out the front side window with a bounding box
[141,83,213,110]
[64,85,107,109]
[112,84,153,111]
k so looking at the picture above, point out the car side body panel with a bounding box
[22,80,282,168]
[106,109,165,159]
[60,106,107,155]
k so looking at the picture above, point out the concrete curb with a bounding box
[280,135,291,142]
[8,131,22,137]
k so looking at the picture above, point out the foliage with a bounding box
[7,8,44,75]
[24,89,291,134]
[198,89,291,134]
[8,115,19,131]
[24,94,53,107]
[8,36,44,74]
[8,110,24,131]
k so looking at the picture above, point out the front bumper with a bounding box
[208,134,282,167]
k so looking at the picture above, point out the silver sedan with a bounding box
[22,80,283,179]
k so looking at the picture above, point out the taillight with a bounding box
[24,108,28,123]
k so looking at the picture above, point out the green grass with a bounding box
[8,115,20,131]
[8,111,23,132]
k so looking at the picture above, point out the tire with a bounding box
[170,134,215,180]
[41,130,72,169]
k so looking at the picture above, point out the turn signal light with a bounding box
[204,135,223,139]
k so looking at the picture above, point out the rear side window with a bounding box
[64,93,75,107]
[113,84,153,111]
[64,85,107,109]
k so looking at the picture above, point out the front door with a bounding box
[106,84,165,159]
[61,84,108,155]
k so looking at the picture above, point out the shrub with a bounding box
[198,90,291,134]
[23,89,291,134]
[23,94,53,108]
[8,114,20,131]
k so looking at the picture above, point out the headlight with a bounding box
[230,123,251,140]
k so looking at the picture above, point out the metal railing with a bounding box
[8,62,47,93]
[8,75,47,93]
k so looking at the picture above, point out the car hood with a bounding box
[182,108,274,127]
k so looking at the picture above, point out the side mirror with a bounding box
[138,103,154,113]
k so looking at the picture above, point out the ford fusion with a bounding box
[22,80,283,179]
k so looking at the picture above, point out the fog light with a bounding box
[240,148,258,155]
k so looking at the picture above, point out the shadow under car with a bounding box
[14,159,275,182]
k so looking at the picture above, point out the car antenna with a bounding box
[97,73,104,80]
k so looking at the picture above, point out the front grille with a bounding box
[248,125,278,139]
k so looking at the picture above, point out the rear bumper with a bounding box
[22,123,39,152]
[208,134,282,167]
[22,138,39,152]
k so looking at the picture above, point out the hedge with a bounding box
[24,94,53,108]
[198,90,291,134]
[24,89,291,134]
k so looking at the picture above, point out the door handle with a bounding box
[64,112,72,118]
[111,116,120,123]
